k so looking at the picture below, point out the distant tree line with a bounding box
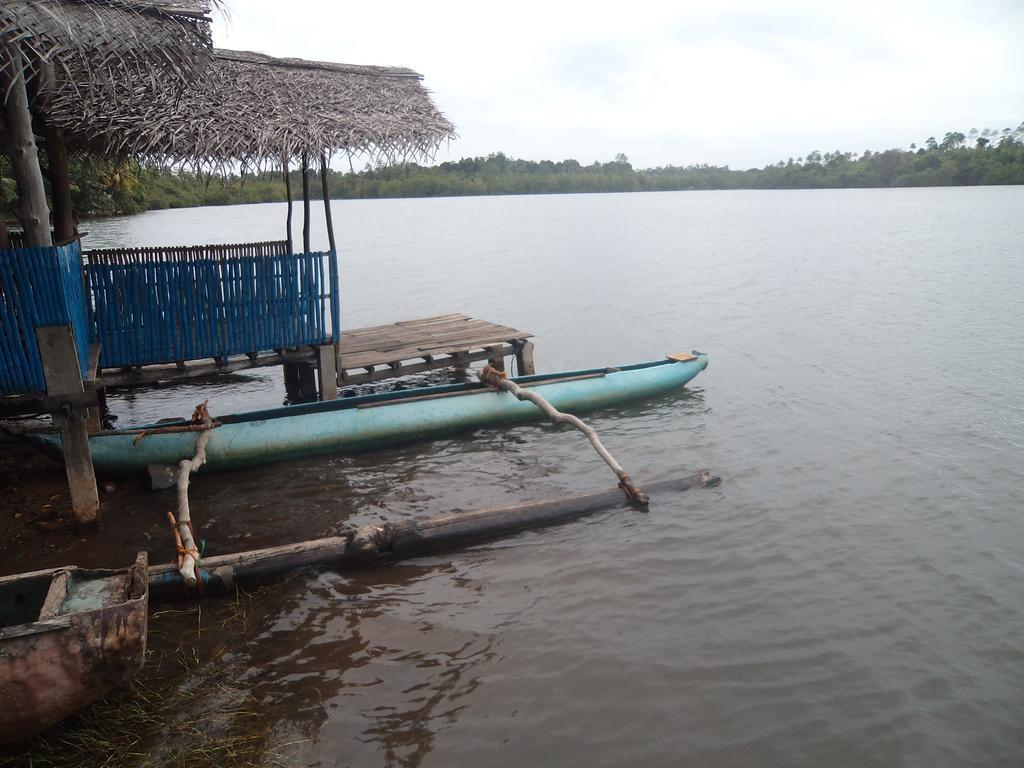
[2,125,1022,221]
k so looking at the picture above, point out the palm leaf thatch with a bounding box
[46,48,456,169]
[1,0,216,90]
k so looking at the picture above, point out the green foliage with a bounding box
[2,124,1022,224]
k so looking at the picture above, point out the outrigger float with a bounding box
[29,355,709,477]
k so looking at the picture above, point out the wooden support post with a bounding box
[316,344,338,401]
[42,122,75,244]
[451,351,469,381]
[298,363,318,401]
[301,152,311,254]
[282,157,293,253]
[2,47,52,247]
[319,153,344,381]
[35,326,99,525]
[283,362,301,402]
[284,360,318,403]
[515,340,536,375]
[485,345,506,373]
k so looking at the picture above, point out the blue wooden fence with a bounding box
[83,242,340,368]
[0,240,90,395]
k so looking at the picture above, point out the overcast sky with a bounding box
[213,0,1023,170]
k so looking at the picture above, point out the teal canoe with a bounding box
[30,355,708,476]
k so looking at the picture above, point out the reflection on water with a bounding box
[73,187,1024,767]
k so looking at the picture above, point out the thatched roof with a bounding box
[1,1,216,88]
[47,48,456,169]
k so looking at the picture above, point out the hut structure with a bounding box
[4,30,533,524]
[1,0,218,246]
[2,0,218,524]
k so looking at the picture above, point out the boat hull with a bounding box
[33,356,708,476]
[0,554,149,745]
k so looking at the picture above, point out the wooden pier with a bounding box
[96,313,535,393]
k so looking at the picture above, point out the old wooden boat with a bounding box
[30,354,708,476]
[0,553,149,745]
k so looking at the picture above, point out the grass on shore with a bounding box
[0,589,295,768]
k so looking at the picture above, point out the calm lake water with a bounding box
[82,187,1023,767]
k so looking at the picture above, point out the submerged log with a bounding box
[148,470,720,600]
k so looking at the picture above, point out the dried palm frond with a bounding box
[1,0,216,89]
[47,48,457,170]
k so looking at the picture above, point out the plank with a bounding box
[35,326,99,525]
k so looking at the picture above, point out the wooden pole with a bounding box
[147,471,719,599]
[0,218,9,251]
[42,123,74,244]
[319,152,342,389]
[282,157,293,253]
[319,152,337,253]
[301,152,311,254]
[36,64,74,244]
[515,341,536,375]
[316,344,338,400]
[478,366,649,504]
[1,47,51,247]
[35,326,99,525]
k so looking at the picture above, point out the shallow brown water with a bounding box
[16,188,1024,766]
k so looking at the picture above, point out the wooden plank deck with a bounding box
[96,314,534,388]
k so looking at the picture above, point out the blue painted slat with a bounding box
[0,242,89,394]
[74,246,333,371]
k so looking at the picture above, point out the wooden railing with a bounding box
[83,240,289,264]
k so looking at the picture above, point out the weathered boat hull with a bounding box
[0,553,149,745]
[31,356,708,476]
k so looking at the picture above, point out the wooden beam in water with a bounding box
[148,471,720,601]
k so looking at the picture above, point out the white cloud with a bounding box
[214,0,1024,169]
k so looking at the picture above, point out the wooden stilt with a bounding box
[485,345,506,372]
[35,326,99,525]
[515,340,536,375]
[283,362,301,402]
[298,362,318,401]
[285,360,317,403]
[316,344,338,400]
